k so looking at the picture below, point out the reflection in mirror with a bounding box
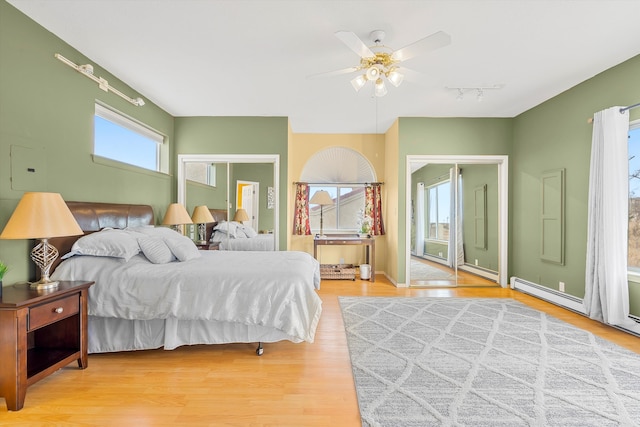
[178,154,279,251]
[407,155,508,287]
[411,163,457,286]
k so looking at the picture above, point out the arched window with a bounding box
[301,147,376,233]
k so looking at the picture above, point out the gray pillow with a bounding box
[138,236,176,264]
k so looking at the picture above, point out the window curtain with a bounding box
[365,183,385,235]
[447,166,465,268]
[415,182,425,256]
[292,183,311,235]
[585,106,639,332]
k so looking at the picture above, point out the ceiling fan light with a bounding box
[351,75,367,92]
[387,70,404,87]
[365,66,380,81]
[374,78,387,97]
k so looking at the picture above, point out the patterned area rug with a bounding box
[410,258,456,282]
[339,297,640,427]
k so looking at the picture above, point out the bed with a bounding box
[206,208,275,251]
[49,202,322,355]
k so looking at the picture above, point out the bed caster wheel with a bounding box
[256,343,264,356]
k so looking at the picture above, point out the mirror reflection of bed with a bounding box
[180,155,278,251]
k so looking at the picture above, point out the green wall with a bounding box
[230,163,275,232]
[512,54,640,315]
[174,117,288,248]
[0,1,175,283]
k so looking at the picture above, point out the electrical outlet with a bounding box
[475,259,479,266]
[339,258,344,265]
[438,252,443,257]
[559,281,565,292]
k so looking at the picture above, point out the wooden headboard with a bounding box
[48,201,155,274]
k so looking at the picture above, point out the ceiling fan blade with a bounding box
[307,66,360,79]
[391,31,451,62]
[335,31,375,58]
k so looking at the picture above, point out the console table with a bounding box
[313,235,375,282]
[0,280,94,411]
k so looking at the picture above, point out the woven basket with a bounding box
[320,264,356,280]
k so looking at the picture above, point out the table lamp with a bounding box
[162,203,193,232]
[309,190,334,238]
[191,205,215,244]
[0,192,83,290]
[233,208,250,224]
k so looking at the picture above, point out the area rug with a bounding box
[410,258,456,282]
[339,297,640,427]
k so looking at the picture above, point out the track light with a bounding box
[446,85,504,102]
[55,53,145,107]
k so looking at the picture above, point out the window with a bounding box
[308,185,365,232]
[185,162,217,187]
[628,120,640,271]
[301,146,377,233]
[94,104,163,172]
[427,180,450,241]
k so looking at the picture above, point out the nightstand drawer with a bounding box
[29,294,79,331]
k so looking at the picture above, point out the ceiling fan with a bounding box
[310,29,451,97]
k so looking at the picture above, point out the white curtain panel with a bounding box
[585,106,639,332]
[447,167,465,268]
[415,182,425,257]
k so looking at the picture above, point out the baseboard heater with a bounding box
[510,276,586,314]
[511,276,640,336]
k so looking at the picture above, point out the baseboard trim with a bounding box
[459,264,498,282]
[510,276,586,314]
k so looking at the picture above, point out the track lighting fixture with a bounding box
[55,53,145,107]
[446,85,504,102]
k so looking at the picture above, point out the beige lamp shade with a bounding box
[162,203,193,225]
[309,190,334,206]
[233,208,250,222]
[0,192,83,239]
[191,205,215,224]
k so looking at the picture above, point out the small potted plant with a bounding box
[0,260,7,299]
[356,209,373,237]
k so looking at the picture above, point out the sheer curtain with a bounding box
[415,182,425,257]
[447,166,464,269]
[585,106,639,332]
[292,183,311,235]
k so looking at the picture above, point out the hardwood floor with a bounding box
[2,275,638,426]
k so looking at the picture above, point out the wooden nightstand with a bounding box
[196,242,219,250]
[0,280,94,411]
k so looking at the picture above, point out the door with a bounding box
[237,180,259,231]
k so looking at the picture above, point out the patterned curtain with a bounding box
[292,183,311,235]
[365,183,385,235]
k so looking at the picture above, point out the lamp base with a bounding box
[30,278,59,290]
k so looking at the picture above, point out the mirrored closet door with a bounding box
[178,154,280,250]
[407,155,508,287]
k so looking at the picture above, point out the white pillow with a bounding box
[138,236,176,264]
[213,221,241,238]
[240,224,258,238]
[163,236,201,261]
[128,226,201,262]
[63,229,140,261]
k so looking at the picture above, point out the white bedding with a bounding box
[52,250,322,347]
[211,231,274,251]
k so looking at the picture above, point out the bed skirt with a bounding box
[88,315,303,353]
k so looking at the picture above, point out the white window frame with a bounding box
[308,184,366,233]
[94,103,165,173]
[426,180,450,242]
[627,119,640,282]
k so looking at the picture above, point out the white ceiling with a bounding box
[8,0,640,134]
